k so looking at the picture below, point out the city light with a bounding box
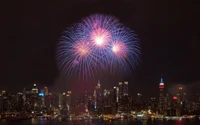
[178,87,183,90]
[159,83,164,89]
[173,96,178,100]
[0,78,199,122]
[39,93,44,97]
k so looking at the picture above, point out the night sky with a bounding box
[1,0,200,99]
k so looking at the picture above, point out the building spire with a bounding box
[159,75,164,89]
[160,72,164,83]
[160,77,164,83]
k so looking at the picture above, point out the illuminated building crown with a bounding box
[159,77,164,89]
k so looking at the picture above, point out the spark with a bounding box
[90,28,111,47]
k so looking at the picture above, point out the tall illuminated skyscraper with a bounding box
[93,89,97,110]
[59,93,63,109]
[177,86,183,103]
[118,81,129,112]
[136,93,143,103]
[124,81,128,96]
[93,80,102,111]
[96,80,101,111]
[177,86,187,103]
[66,91,72,110]
[31,84,38,94]
[119,81,129,97]
[112,86,119,114]
[158,77,167,114]
[39,89,45,107]
[44,86,48,96]
[96,80,101,96]
[119,82,123,99]
[113,87,119,103]
[103,89,111,107]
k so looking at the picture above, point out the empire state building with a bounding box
[158,77,168,114]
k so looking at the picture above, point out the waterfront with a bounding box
[0,118,200,125]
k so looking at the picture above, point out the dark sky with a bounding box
[1,0,200,99]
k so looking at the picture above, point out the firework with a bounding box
[56,14,140,79]
[112,41,127,57]
[90,28,111,47]
[56,26,97,79]
[108,26,141,74]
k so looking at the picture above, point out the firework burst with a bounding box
[56,14,141,80]
[56,26,97,79]
[108,26,141,74]
[90,28,111,47]
[112,41,127,57]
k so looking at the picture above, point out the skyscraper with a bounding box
[93,80,102,112]
[0,90,8,112]
[66,91,72,110]
[119,81,129,97]
[32,84,38,94]
[23,88,32,113]
[58,93,62,109]
[124,81,128,96]
[113,87,119,103]
[119,82,123,100]
[177,86,187,103]
[177,86,183,103]
[96,80,102,112]
[158,77,168,114]
[136,93,143,103]
[44,86,48,96]
[118,81,129,113]
[39,89,45,107]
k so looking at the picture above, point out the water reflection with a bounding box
[173,120,185,125]
[142,120,147,125]
[1,118,200,125]
[31,118,39,124]
[39,118,49,125]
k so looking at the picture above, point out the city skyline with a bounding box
[1,1,200,98]
[1,77,200,117]
[1,77,200,101]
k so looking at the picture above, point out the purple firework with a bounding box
[56,14,141,80]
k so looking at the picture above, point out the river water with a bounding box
[0,118,200,125]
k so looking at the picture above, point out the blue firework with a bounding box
[108,26,141,74]
[56,25,98,80]
[56,14,141,80]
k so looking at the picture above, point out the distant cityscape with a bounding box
[0,77,200,120]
